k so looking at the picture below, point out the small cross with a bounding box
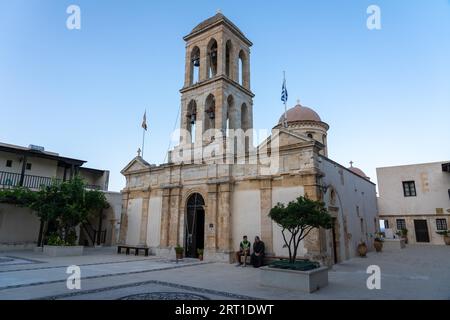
[297,99,301,105]
[350,161,354,167]
[137,148,141,157]
[217,8,222,14]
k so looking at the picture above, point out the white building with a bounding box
[0,141,122,250]
[377,161,450,245]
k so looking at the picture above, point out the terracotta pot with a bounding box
[373,240,383,252]
[198,255,203,261]
[357,243,367,257]
[444,236,450,246]
[402,236,408,244]
[176,252,183,260]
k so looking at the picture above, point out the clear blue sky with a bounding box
[1,0,449,192]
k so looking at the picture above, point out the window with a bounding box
[402,181,416,197]
[396,219,406,231]
[384,220,389,229]
[6,160,12,167]
[436,219,448,231]
[307,133,313,139]
[26,163,32,170]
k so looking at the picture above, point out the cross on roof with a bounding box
[350,161,354,167]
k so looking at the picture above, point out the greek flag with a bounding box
[281,78,288,103]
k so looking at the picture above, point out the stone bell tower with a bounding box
[173,13,255,163]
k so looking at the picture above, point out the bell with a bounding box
[193,58,200,67]
[209,110,215,119]
[190,113,196,124]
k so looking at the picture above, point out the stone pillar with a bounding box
[168,187,181,246]
[160,188,171,247]
[260,179,273,255]
[301,173,329,264]
[214,90,225,138]
[217,37,225,76]
[199,44,208,82]
[139,192,150,245]
[118,192,129,244]
[206,184,218,253]
[217,183,232,257]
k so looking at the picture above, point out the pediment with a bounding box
[121,156,151,174]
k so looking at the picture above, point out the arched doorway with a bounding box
[185,193,205,258]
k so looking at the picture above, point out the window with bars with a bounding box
[436,219,448,231]
[402,181,416,197]
[396,219,406,231]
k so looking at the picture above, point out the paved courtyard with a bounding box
[0,245,449,300]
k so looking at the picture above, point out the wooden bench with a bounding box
[117,245,149,257]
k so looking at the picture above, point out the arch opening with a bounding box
[185,193,205,258]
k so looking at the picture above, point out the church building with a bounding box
[119,13,378,265]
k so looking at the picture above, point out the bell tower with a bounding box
[175,13,254,162]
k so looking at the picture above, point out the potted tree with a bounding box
[373,232,384,253]
[436,230,450,245]
[261,196,332,293]
[175,244,184,260]
[399,228,408,244]
[357,241,368,257]
[197,249,204,261]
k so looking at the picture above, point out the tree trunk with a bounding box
[37,219,44,247]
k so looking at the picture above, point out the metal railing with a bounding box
[0,171,102,190]
[0,171,58,189]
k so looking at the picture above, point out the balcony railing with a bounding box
[0,171,103,191]
[0,171,58,190]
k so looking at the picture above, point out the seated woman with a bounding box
[250,236,265,268]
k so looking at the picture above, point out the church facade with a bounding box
[119,13,378,265]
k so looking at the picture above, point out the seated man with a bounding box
[250,236,265,268]
[235,235,251,266]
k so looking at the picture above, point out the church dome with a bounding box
[348,163,369,180]
[279,104,322,124]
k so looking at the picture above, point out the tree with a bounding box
[0,176,109,246]
[269,196,332,264]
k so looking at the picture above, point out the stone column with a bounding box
[206,184,218,253]
[168,187,182,246]
[118,191,129,244]
[139,192,150,245]
[217,183,232,258]
[217,37,225,76]
[260,179,273,255]
[302,173,329,264]
[160,188,171,247]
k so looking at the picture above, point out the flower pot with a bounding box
[444,236,450,246]
[357,243,367,257]
[402,236,408,244]
[176,252,183,260]
[373,240,383,252]
[198,255,203,261]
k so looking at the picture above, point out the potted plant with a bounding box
[197,248,204,261]
[436,230,450,245]
[357,241,368,257]
[373,232,384,252]
[400,228,408,244]
[175,244,184,260]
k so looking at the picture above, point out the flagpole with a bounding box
[142,126,145,158]
[142,110,146,158]
[283,71,288,128]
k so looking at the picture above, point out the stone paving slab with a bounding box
[0,245,449,300]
